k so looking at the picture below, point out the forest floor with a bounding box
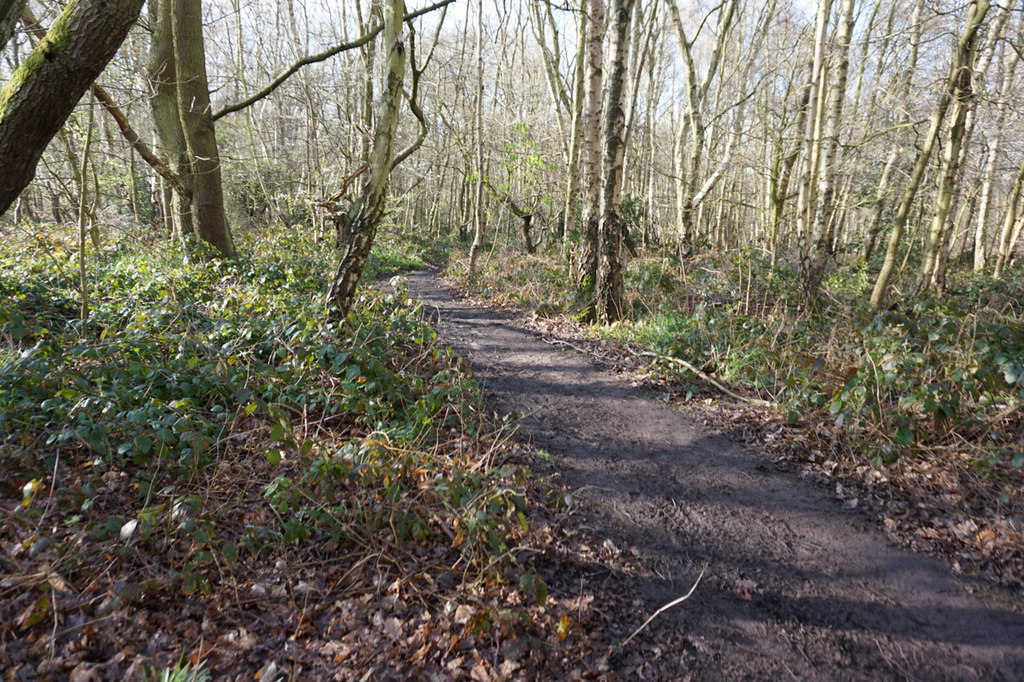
[407,268,1024,681]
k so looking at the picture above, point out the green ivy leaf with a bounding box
[134,435,152,455]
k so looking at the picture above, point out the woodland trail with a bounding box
[407,269,1024,681]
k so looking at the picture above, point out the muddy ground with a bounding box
[407,269,1024,681]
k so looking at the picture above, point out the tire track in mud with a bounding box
[408,270,1024,681]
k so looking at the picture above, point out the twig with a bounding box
[620,564,706,648]
[636,351,773,408]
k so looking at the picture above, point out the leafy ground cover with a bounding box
[448,249,1024,590]
[0,226,611,679]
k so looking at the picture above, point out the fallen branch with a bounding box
[620,564,706,648]
[636,351,773,408]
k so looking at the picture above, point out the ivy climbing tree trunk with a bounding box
[0,0,145,217]
[326,0,406,316]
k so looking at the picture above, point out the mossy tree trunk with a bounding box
[0,0,145,217]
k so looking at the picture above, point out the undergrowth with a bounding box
[0,225,577,677]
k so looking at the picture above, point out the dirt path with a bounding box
[407,270,1024,681]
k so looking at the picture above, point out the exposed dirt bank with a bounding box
[408,269,1024,681]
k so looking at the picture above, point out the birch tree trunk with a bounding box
[862,0,925,262]
[562,0,588,253]
[667,0,737,244]
[768,65,813,265]
[974,26,1019,270]
[576,0,605,318]
[804,0,855,305]
[993,157,1024,277]
[794,0,834,255]
[596,0,635,323]
[326,0,406,315]
[468,0,486,272]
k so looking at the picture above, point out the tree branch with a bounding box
[214,0,455,121]
[20,8,191,199]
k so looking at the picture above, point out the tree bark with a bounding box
[804,0,855,306]
[974,30,1019,270]
[862,0,925,262]
[576,0,605,319]
[0,0,145,218]
[171,0,236,258]
[917,0,991,292]
[468,0,486,273]
[667,0,737,244]
[0,0,27,51]
[794,0,834,262]
[993,156,1024,277]
[870,0,990,309]
[596,0,635,323]
[562,0,588,254]
[148,0,193,241]
[326,0,406,316]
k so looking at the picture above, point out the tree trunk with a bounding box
[171,0,236,258]
[0,0,27,51]
[468,0,486,272]
[562,0,588,256]
[667,0,737,245]
[993,157,1024,277]
[870,0,990,309]
[794,0,834,269]
[917,0,990,292]
[576,0,605,319]
[0,0,145,218]
[862,0,925,262]
[596,0,635,323]
[148,0,193,242]
[326,0,406,315]
[974,40,1019,271]
[804,0,855,307]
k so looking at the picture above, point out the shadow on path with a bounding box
[408,270,1024,681]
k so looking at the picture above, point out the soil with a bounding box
[406,269,1024,681]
